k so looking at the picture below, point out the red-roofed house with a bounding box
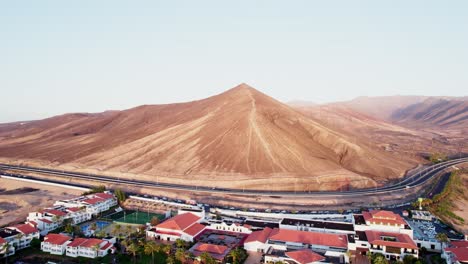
[285,249,326,264]
[244,227,273,252]
[356,211,412,236]
[53,191,117,216]
[146,213,205,242]
[41,233,72,255]
[6,223,40,250]
[443,240,468,264]
[243,227,348,257]
[66,237,116,258]
[189,242,230,262]
[359,230,418,261]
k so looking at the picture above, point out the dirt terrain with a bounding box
[0,84,418,191]
[0,178,81,226]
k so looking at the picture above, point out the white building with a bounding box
[66,237,116,258]
[354,230,418,261]
[244,227,348,262]
[206,221,253,234]
[27,209,67,236]
[280,218,355,235]
[54,192,117,216]
[411,211,434,221]
[146,213,205,242]
[6,223,40,250]
[0,228,19,258]
[353,210,413,237]
[442,241,468,264]
[41,233,72,255]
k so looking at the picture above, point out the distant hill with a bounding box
[333,95,429,120]
[0,84,416,191]
[390,98,468,131]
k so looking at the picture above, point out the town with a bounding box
[1,185,467,264]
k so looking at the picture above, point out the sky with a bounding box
[0,1,467,123]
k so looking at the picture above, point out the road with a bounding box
[0,157,467,198]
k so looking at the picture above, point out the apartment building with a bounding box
[41,233,72,255]
[65,237,115,258]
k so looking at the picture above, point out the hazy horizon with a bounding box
[1,1,467,123]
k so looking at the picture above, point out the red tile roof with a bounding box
[194,243,229,255]
[66,207,83,212]
[94,193,114,200]
[101,241,113,250]
[286,249,326,264]
[362,210,406,226]
[10,224,39,235]
[154,230,182,237]
[67,238,88,247]
[44,234,71,245]
[451,241,468,248]
[28,221,38,227]
[0,237,6,244]
[83,197,105,205]
[157,213,200,231]
[80,238,103,248]
[39,218,53,224]
[244,227,273,244]
[184,223,205,237]
[445,247,468,262]
[268,228,348,248]
[365,230,417,249]
[43,209,67,217]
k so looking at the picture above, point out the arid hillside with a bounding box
[390,98,468,131]
[0,84,417,190]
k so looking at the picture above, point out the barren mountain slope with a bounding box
[391,98,468,131]
[0,84,416,190]
[334,95,429,120]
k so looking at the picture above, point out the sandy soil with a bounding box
[0,178,82,226]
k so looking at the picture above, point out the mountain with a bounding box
[0,84,416,191]
[390,98,468,131]
[334,96,429,120]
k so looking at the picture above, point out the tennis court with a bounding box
[113,211,165,225]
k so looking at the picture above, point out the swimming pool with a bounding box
[80,221,110,234]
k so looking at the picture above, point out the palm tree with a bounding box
[175,238,187,249]
[144,240,160,264]
[113,224,122,238]
[167,255,176,264]
[175,248,187,263]
[1,242,10,264]
[126,242,140,264]
[228,247,243,264]
[436,233,449,251]
[92,244,100,258]
[15,233,24,249]
[200,252,215,264]
[161,244,171,255]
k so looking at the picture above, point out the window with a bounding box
[431,244,435,250]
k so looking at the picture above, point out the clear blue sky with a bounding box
[1,1,467,123]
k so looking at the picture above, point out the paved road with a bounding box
[0,157,467,198]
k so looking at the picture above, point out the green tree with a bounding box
[114,188,127,203]
[228,247,246,264]
[144,240,160,264]
[93,244,100,258]
[200,252,216,264]
[30,237,41,249]
[126,242,140,264]
[113,224,122,238]
[63,218,74,234]
[167,255,176,264]
[1,242,10,264]
[175,248,187,263]
[175,238,187,249]
[436,233,449,251]
[403,255,417,264]
[371,253,389,264]
[150,216,160,226]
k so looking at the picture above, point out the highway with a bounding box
[0,157,467,197]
